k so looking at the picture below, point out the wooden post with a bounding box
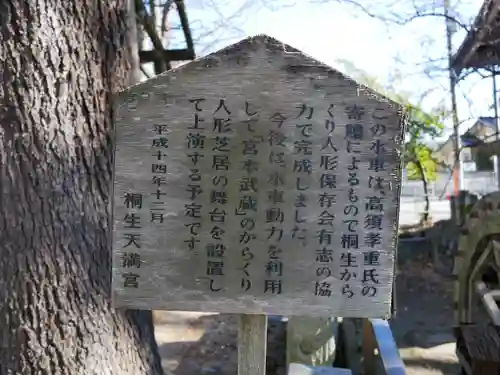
[362,318,376,375]
[238,314,268,375]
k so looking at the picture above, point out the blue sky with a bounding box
[156,0,493,142]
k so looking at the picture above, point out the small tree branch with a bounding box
[135,0,170,73]
[135,0,165,54]
[140,65,152,79]
[161,0,175,37]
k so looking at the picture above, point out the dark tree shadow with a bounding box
[156,314,286,375]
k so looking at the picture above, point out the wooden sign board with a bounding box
[111,34,406,318]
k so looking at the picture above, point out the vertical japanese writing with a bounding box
[237,101,262,294]
[339,104,365,299]
[263,108,288,296]
[121,192,144,288]
[184,98,205,281]
[314,104,338,298]
[291,104,314,253]
[362,107,389,298]
[206,99,233,293]
[151,123,169,224]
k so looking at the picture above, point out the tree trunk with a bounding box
[0,1,163,374]
[415,159,430,223]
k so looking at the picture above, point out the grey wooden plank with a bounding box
[111,34,406,318]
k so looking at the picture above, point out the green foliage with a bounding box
[404,105,444,182]
[406,143,438,181]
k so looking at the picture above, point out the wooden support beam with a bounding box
[459,45,500,69]
[139,49,195,63]
[135,0,195,73]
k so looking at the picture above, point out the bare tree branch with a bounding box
[135,0,165,53]
[161,0,175,38]
[140,64,152,79]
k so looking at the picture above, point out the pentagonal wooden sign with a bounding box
[111,34,406,318]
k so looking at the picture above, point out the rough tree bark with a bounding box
[0,1,164,374]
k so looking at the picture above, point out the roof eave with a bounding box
[451,0,500,76]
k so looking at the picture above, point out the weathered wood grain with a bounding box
[111,34,406,317]
[238,314,268,375]
[456,324,500,374]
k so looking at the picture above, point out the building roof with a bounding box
[476,116,497,128]
[462,116,499,147]
[451,0,500,76]
[435,116,498,152]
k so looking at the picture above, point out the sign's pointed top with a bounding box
[120,33,403,114]
[217,33,303,53]
[207,33,328,67]
[197,32,325,69]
